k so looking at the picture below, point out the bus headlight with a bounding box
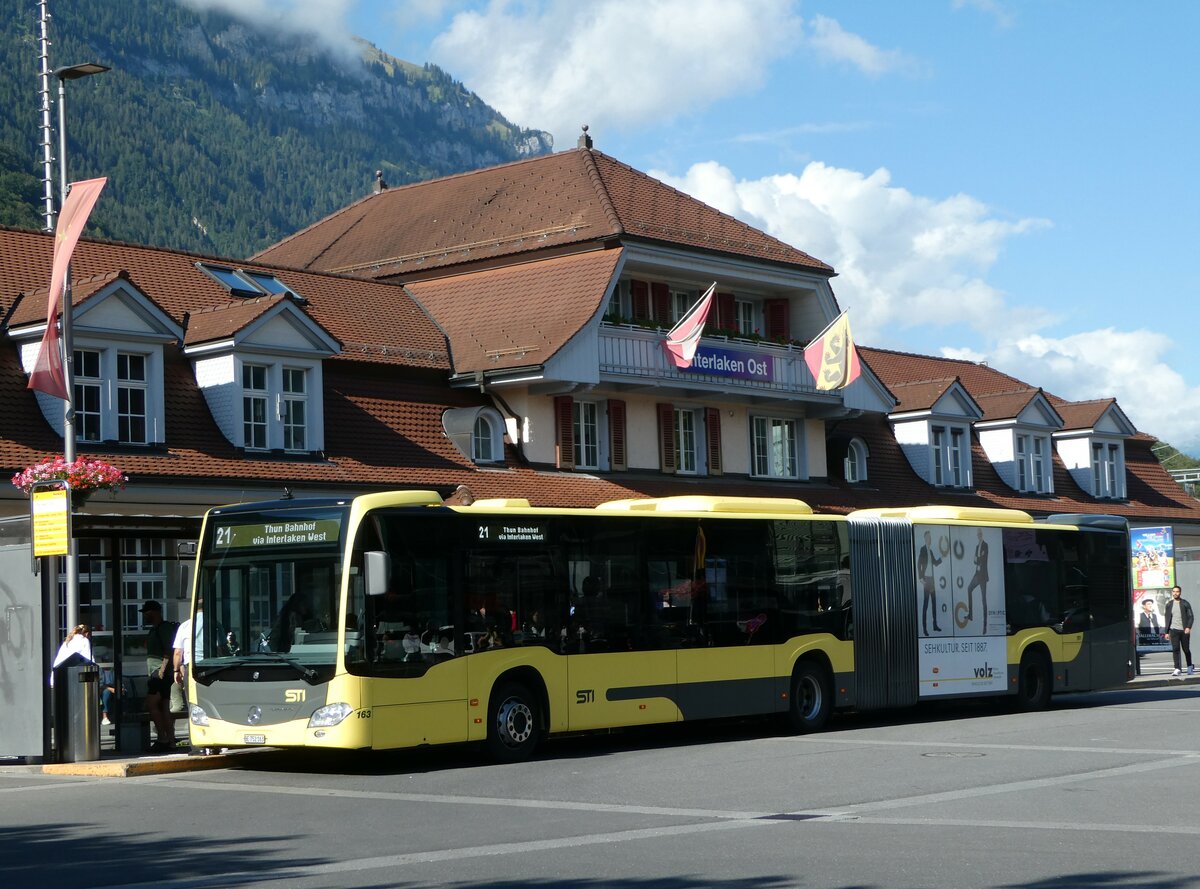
[308,702,353,727]
[190,705,210,727]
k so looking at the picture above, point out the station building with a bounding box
[2,137,1199,745]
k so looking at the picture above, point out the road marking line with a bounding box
[786,736,1200,756]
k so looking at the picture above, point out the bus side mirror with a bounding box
[365,551,391,597]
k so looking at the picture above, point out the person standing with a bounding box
[1163,585,1194,677]
[142,601,178,752]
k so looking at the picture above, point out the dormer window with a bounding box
[1015,433,1051,494]
[69,345,162,446]
[442,406,505,465]
[932,424,970,487]
[473,415,495,462]
[238,361,313,453]
[1093,442,1124,499]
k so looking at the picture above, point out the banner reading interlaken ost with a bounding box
[662,285,861,391]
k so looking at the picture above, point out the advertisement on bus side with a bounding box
[916,524,1007,697]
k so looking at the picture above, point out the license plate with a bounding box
[243,733,267,745]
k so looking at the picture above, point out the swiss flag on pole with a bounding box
[803,312,861,391]
[662,282,716,369]
[28,177,107,400]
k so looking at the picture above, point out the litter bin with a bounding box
[52,654,100,763]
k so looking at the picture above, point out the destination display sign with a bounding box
[476,522,547,544]
[213,518,341,549]
[682,345,775,382]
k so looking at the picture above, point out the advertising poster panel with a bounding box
[916,524,1007,697]
[1131,526,1173,645]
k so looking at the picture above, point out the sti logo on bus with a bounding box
[576,689,595,704]
[285,689,306,703]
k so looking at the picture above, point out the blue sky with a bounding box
[185,1,1200,452]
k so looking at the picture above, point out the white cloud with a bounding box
[805,14,919,76]
[987,332,1200,450]
[176,0,359,61]
[652,157,1200,449]
[952,0,1016,29]
[429,0,803,142]
[652,159,1050,343]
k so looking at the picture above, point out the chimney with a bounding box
[577,125,592,149]
[373,170,388,194]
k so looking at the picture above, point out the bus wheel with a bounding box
[787,661,832,733]
[485,682,541,763]
[1014,649,1052,711]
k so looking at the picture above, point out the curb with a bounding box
[41,748,279,778]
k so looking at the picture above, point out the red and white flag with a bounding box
[803,311,861,391]
[662,282,716,369]
[27,177,107,400]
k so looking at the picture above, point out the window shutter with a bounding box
[607,399,627,471]
[657,402,677,474]
[651,282,671,325]
[764,298,790,341]
[704,408,723,476]
[554,396,575,470]
[631,279,650,321]
[716,292,735,330]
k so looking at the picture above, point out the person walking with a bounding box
[1163,585,1194,677]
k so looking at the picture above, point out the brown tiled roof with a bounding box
[406,249,621,374]
[1053,398,1117,432]
[253,147,833,279]
[886,378,960,412]
[859,346,1033,397]
[183,294,319,348]
[974,388,1054,423]
[0,228,447,369]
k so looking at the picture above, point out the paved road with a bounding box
[5,674,1200,889]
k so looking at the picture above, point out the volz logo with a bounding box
[576,689,595,704]
[285,689,306,703]
[973,663,995,679]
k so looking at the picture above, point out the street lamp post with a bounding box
[53,62,109,630]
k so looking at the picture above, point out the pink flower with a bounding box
[11,456,128,496]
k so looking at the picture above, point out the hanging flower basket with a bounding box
[11,457,128,507]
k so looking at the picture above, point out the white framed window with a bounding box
[473,415,494,462]
[752,416,799,479]
[242,363,268,450]
[120,538,166,631]
[116,352,148,445]
[73,348,102,442]
[735,300,755,336]
[1015,433,1050,493]
[605,280,629,321]
[675,408,698,475]
[281,367,307,451]
[671,289,694,324]
[1092,442,1124,498]
[845,438,868,483]
[573,401,599,469]
[932,424,970,488]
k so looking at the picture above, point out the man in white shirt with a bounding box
[172,598,203,692]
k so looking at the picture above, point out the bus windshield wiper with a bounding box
[253,652,319,682]
[193,659,248,681]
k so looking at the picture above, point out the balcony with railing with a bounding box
[598,322,824,397]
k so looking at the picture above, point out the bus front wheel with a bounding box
[1013,649,1052,711]
[485,682,541,763]
[787,661,832,733]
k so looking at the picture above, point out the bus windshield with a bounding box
[194,505,348,676]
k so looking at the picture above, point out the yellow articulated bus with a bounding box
[185,492,1133,761]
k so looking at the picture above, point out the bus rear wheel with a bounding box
[1013,649,1052,711]
[485,682,541,763]
[787,661,832,733]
